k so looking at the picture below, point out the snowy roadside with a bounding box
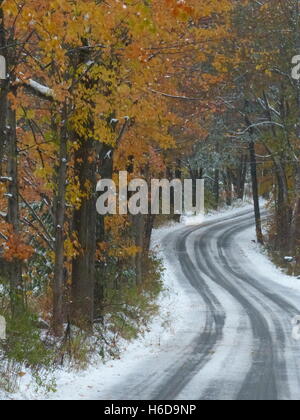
[0,213,201,400]
[0,243,186,400]
[2,201,298,400]
[237,226,300,298]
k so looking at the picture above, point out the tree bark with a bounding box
[249,140,264,245]
[144,214,155,253]
[290,164,300,253]
[133,214,144,285]
[52,104,68,336]
[7,98,23,314]
[0,4,8,176]
[223,170,232,206]
[231,155,247,200]
[213,169,220,209]
[71,137,97,330]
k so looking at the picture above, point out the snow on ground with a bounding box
[0,252,186,400]
[1,201,299,400]
[181,200,251,226]
[0,212,203,400]
[237,225,300,295]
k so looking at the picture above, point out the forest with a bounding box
[0,0,300,394]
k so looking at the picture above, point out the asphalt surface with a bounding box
[104,210,300,400]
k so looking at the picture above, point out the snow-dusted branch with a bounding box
[257,98,280,118]
[270,67,294,85]
[0,55,6,80]
[27,79,53,98]
[0,211,7,219]
[16,78,54,100]
[0,231,8,241]
[149,88,202,101]
[237,121,285,135]
[18,191,54,250]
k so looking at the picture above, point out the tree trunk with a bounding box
[133,214,144,285]
[214,168,220,209]
[52,105,68,336]
[7,99,23,314]
[1,9,22,313]
[223,170,232,206]
[144,214,155,253]
[260,140,290,251]
[249,140,264,245]
[0,85,7,176]
[290,164,300,253]
[275,168,291,252]
[235,155,247,200]
[0,5,7,176]
[173,160,182,222]
[71,138,97,330]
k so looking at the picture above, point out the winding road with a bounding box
[104,209,300,401]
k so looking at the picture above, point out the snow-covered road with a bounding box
[8,208,300,400]
[101,209,300,400]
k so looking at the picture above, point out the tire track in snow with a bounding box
[101,209,300,400]
[150,226,226,399]
[193,216,278,400]
[215,219,300,400]
[152,211,256,399]
[159,210,300,400]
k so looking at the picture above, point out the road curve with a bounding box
[104,210,300,400]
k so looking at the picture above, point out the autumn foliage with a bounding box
[0,0,232,336]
